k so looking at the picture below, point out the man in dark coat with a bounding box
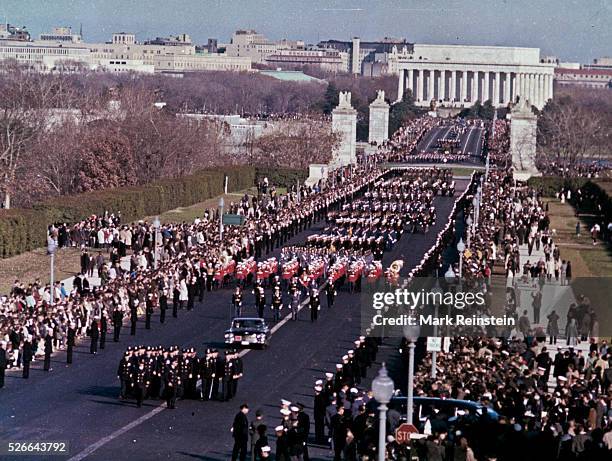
[100,313,108,349]
[231,404,250,461]
[44,333,53,371]
[112,308,123,342]
[90,318,100,355]
[22,338,33,379]
[0,341,7,388]
[66,323,76,364]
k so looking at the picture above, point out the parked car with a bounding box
[386,396,500,432]
[224,317,270,348]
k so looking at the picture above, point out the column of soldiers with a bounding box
[117,346,243,408]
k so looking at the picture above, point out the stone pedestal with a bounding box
[510,98,539,179]
[368,90,389,145]
[331,91,357,167]
[305,163,329,187]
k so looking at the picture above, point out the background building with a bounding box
[554,67,612,89]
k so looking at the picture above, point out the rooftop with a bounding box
[259,70,323,83]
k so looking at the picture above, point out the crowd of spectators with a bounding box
[0,165,378,380]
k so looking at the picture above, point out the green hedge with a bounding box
[527,176,589,197]
[254,167,308,189]
[0,166,256,258]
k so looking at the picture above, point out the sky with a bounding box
[2,0,610,62]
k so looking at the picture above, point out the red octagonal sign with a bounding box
[395,423,419,444]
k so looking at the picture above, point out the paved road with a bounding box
[414,124,484,160]
[0,180,468,461]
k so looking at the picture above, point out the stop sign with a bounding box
[395,423,418,444]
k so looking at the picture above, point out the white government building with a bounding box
[395,44,556,109]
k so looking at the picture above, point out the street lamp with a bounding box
[430,281,443,378]
[372,363,395,461]
[465,215,473,248]
[402,323,420,426]
[47,235,57,306]
[218,197,225,240]
[153,216,160,269]
[456,238,466,279]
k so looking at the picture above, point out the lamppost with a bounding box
[456,238,465,279]
[218,197,225,240]
[153,216,160,269]
[47,235,57,306]
[402,323,420,425]
[430,280,443,378]
[471,195,479,235]
[466,215,473,248]
[372,363,395,461]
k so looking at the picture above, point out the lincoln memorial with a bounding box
[394,44,556,110]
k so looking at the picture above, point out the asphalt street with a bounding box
[415,124,484,160]
[0,180,468,461]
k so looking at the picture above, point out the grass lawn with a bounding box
[545,198,612,277]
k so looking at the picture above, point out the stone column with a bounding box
[548,74,554,101]
[407,69,414,97]
[520,73,527,102]
[460,70,467,104]
[538,74,545,108]
[504,72,511,104]
[483,71,490,103]
[470,71,477,102]
[428,70,435,102]
[513,73,520,102]
[397,69,405,102]
[450,70,457,103]
[436,71,442,101]
[493,72,500,106]
[416,69,423,102]
[529,74,536,105]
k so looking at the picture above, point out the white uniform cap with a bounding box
[281,399,291,406]
[280,408,291,416]
[275,426,284,432]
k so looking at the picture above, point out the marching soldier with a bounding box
[231,351,243,398]
[164,360,181,409]
[159,286,168,324]
[215,350,226,401]
[133,361,148,408]
[117,351,131,399]
[290,288,300,321]
[112,307,123,342]
[325,279,336,308]
[232,286,243,318]
[223,350,234,401]
[254,283,266,319]
[200,349,216,401]
[309,287,320,322]
[271,287,282,323]
[145,293,154,329]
